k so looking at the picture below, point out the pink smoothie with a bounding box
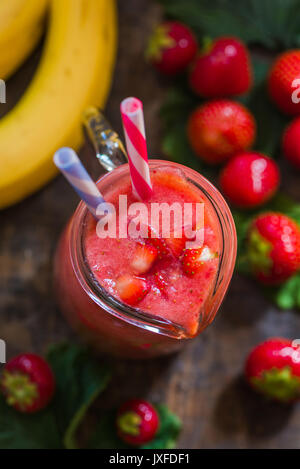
[84,167,220,337]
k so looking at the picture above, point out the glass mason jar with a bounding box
[53,109,237,359]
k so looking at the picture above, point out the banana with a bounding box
[0,0,49,80]
[0,0,117,209]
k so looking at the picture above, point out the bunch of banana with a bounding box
[0,0,117,209]
[0,0,49,80]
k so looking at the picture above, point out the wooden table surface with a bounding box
[1,0,300,449]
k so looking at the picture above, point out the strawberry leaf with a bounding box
[142,404,182,449]
[0,396,62,449]
[87,404,181,449]
[266,272,300,310]
[158,0,300,49]
[238,57,289,156]
[160,85,214,179]
[46,343,111,449]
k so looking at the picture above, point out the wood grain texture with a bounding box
[0,0,299,449]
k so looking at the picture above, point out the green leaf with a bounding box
[158,0,300,49]
[87,410,128,449]
[0,396,62,449]
[160,85,215,179]
[238,56,289,156]
[46,343,111,449]
[88,404,182,449]
[267,272,300,310]
[142,405,182,449]
[232,209,253,274]
[267,192,300,225]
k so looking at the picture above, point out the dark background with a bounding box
[0,0,299,448]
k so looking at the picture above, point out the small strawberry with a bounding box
[116,274,150,306]
[131,243,158,274]
[245,338,300,403]
[1,354,55,413]
[220,152,280,208]
[146,21,197,75]
[282,116,300,169]
[268,50,300,115]
[116,399,160,446]
[189,37,252,97]
[187,100,256,164]
[182,245,217,276]
[247,213,300,285]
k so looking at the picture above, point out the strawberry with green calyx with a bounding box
[247,213,300,285]
[116,399,160,446]
[189,36,252,97]
[187,100,256,164]
[245,338,300,403]
[1,354,55,413]
[146,21,197,75]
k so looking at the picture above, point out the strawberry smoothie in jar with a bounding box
[54,110,236,359]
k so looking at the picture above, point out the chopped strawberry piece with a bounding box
[164,225,201,258]
[154,272,169,294]
[182,246,217,276]
[148,237,169,258]
[131,243,158,274]
[146,226,169,258]
[164,233,187,258]
[116,274,150,306]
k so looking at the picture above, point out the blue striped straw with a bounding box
[53,147,107,219]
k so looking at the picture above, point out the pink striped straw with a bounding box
[120,97,153,200]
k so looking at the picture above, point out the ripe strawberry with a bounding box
[245,338,300,403]
[146,21,197,75]
[131,243,158,274]
[116,274,150,306]
[116,399,159,446]
[220,152,280,208]
[1,354,55,413]
[282,116,300,169]
[247,213,300,285]
[187,100,256,164]
[189,37,252,97]
[268,50,300,115]
[182,246,217,276]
